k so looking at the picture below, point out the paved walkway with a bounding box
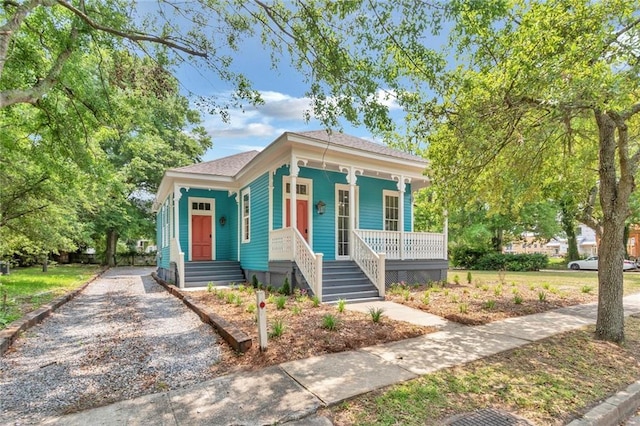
[38,293,640,425]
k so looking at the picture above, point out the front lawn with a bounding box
[0,264,101,328]
[326,314,640,425]
[384,269,640,325]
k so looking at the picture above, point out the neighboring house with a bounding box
[153,131,448,302]
[504,224,598,257]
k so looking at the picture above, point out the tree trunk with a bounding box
[594,110,632,343]
[105,229,119,267]
[624,224,630,258]
[491,228,503,252]
[560,206,579,261]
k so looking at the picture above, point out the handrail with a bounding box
[292,228,323,301]
[269,228,322,300]
[170,237,185,289]
[351,231,385,297]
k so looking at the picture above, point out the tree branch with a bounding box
[56,0,208,58]
[0,27,77,108]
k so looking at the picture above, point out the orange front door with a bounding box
[286,199,309,241]
[192,215,212,260]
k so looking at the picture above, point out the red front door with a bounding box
[192,215,212,260]
[286,199,309,241]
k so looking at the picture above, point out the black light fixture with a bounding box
[219,216,226,226]
[316,200,326,215]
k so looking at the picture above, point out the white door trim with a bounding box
[188,197,215,261]
[282,176,313,244]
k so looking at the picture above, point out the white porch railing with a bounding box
[269,228,323,300]
[170,237,185,289]
[351,231,386,297]
[355,230,446,260]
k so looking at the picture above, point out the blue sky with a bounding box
[173,37,402,162]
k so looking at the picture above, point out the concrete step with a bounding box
[322,290,381,302]
[323,284,378,295]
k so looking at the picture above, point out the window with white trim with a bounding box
[242,189,250,242]
[384,191,399,231]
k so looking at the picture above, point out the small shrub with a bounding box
[216,290,225,300]
[280,277,291,296]
[474,280,482,289]
[498,269,506,284]
[481,284,490,292]
[483,299,496,310]
[463,288,469,295]
[246,303,256,314]
[466,271,472,284]
[269,319,285,338]
[514,294,523,305]
[443,289,449,297]
[337,298,346,313]
[207,282,214,292]
[311,295,320,307]
[459,303,468,314]
[450,294,459,303]
[251,274,259,289]
[422,293,430,305]
[529,283,536,291]
[368,307,385,323]
[266,285,274,293]
[225,292,236,304]
[538,291,547,302]
[453,275,460,285]
[494,285,503,297]
[581,285,593,294]
[322,313,339,331]
[275,295,287,310]
[542,282,551,290]
[267,294,276,304]
[292,305,302,315]
[402,289,411,301]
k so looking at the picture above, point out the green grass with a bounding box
[0,264,100,329]
[448,269,640,295]
[331,316,640,425]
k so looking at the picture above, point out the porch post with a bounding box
[444,209,449,260]
[290,156,298,232]
[173,184,181,246]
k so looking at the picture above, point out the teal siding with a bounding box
[273,166,287,230]
[404,183,412,232]
[358,176,399,230]
[157,201,170,269]
[299,167,347,260]
[240,173,270,271]
[177,188,238,261]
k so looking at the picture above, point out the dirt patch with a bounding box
[189,287,433,375]
[385,278,596,325]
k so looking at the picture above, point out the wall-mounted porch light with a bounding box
[219,216,227,226]
[316,200,326,215]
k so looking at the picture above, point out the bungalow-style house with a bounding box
[153,131,448,302]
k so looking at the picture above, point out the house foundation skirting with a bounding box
[384,259,448,286]
[157,262,179,286]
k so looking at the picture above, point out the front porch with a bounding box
[269,227,448,302]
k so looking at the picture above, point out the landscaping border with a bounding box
[150,272,252,353]
[567,380,640,426]
[0,268,107,356]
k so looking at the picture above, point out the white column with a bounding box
[268,171,274,233]
[290,157,298,232]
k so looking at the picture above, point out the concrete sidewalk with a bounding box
[44,295,640,426]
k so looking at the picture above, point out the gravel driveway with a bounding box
[0,267,222,425]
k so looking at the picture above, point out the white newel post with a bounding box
[378,252,386,297]
[256,290,268,351]
[174,184,185,289]
[315,253,323,301]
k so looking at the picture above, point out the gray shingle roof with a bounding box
[291,130,427,163]
[170,150,260,176]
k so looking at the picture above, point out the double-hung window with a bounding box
[383,190,399,231]
[242,189,250,242]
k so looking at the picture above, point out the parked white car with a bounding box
[567,256,637,271]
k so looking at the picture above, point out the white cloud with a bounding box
[374,89,401,110]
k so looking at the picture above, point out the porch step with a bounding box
[319,260,381,303]
[183,261,245,287]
